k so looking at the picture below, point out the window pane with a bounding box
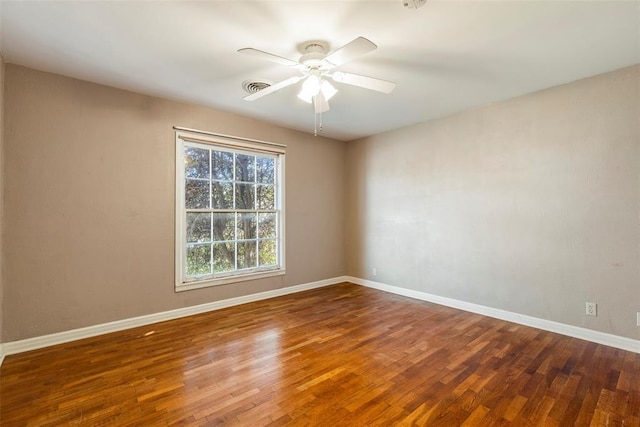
[256,157,275,184]
[238,213,257,240]
[185,179,210,209]
[184,147,209,179]
[235,154,255,182]
[178,136,284,288]
[258,213,276,239]
[212,182,233,209]
[212,150,233,180]
[235,183,255,210]
[212,213,235,242]
[186,213,211,243]
[259,240,277,267]
[238,240,257,269]
[187,244,211,276]
[213,242,235,273]
[257,185,275,210]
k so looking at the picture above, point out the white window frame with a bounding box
[175,129,286,292]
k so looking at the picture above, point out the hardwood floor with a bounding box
[1,283,638,426]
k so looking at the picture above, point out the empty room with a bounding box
[0,1,638,425]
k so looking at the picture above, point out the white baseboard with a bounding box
[1,276,350,361]
[2,275,637,365]
[347,276,640,354]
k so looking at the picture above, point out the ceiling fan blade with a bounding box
[244,76,304,101]
[331,71,396,94]
[324,37,377,67]
[237,48,300,67]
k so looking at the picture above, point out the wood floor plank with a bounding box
[1,283,639,425]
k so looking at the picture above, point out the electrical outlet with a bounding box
[372,267,377,276]
[585,302,597,316]
[637,312,640,326]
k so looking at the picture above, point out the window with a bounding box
[175,129,285,291]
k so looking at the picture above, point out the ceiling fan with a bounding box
[238,37,396,117]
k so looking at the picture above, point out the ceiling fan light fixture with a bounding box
[297,74,321,103]
[298,76,338,104]
[320,80,337,101]
[297,91,313,104]
[313,91,330,114]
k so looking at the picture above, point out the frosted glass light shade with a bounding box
[298,75,337,104]
[297,75,321,103]
[320,80,337,101]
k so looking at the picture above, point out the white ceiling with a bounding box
[1,1,638,141]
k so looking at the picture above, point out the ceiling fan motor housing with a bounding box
[300,52,327,69]
[299,41,332,70]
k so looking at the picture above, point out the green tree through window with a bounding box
[177,133,284,289]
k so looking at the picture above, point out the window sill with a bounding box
[175,269,286,292]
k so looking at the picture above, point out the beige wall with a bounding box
[347,65,640,340]
[0,58,4,344]
[3,62,638,344]
[3,65,346,341]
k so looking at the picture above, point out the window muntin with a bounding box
[176,132,285,291]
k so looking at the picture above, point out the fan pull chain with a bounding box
[313,112,323,136]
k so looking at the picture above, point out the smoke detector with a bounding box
[403,0,427,8]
